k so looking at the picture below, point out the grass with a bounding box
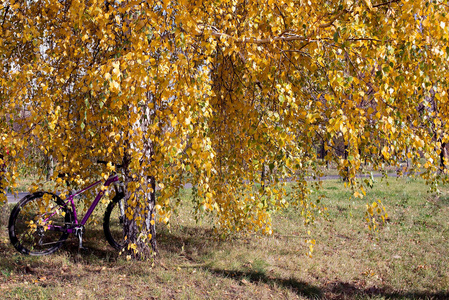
[5,174,57,194]
[308,160,416,178]
[0,177,448,299]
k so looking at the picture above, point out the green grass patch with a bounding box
[0,177,448,299]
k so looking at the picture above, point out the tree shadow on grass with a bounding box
[2,223,448,300]
[155,225,323,298]
[435,194,449,207]
[157,225,449,300]
[61,224,220,263]
[325,281,449,300]
[205,269,449,300]
[156,224,220,254]
[208,268,322,298]
[59,228,122,262]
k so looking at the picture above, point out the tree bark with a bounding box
[440,142,447,172]
[0,152,4,197]
[147,175,157,254]
[122,150,153,260]
[343,142,349,182]
[45,154,54,181]
[261,163,266,189]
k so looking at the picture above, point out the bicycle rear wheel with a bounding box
[103,192,125,250]
[8,192,73,255]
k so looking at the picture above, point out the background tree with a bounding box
[1,0,448,257]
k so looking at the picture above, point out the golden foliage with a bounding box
[1,0,448,238]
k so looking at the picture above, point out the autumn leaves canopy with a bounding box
[1,0,448,238]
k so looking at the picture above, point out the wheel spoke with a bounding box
[9,192,72,255]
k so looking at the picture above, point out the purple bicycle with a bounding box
[8,162,126,256]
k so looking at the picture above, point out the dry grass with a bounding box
[0,177,448,299]
[6,174,56,193]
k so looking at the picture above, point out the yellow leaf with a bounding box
[354,191,363,199]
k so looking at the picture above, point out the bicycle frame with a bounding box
[44,174,120,234]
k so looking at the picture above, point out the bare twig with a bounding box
[373,0,401,8]
[318,10,347,28]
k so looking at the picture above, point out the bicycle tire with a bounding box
[8,192,73,256]
[103,192,125,250]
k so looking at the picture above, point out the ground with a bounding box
[0,177,448,299]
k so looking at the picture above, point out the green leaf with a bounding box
[333,30,339,42]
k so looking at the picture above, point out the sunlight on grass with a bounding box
[0,177,448,299]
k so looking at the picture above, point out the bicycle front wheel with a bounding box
[8,192,73,256]
[103,192,125,250]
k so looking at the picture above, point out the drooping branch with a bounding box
[318,10,347,28]
[194,8,377,46]
[373,0,401,8]
[197,24,309,44]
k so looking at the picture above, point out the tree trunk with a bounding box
[0,152,4,197]
[261,163,266,189]
[320,141,325,161]
[119,99,159,259]
[45,154,54,181]
[343,142,349,182]
[147,175,157,254]
[122,151,153,260]
[406,146,410,170]
[440,142,447,172]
